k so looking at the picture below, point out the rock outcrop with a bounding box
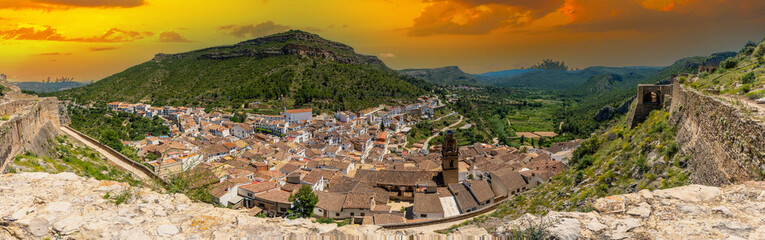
[0,172,489,239]
[0,77,66,174]
[493,182,765,239]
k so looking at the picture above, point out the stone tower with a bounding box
[441,130,459,185]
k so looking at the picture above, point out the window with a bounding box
[280,208,287,212]
[360,212,365,216]
[247,193,253,197]
[350,212,354,216]
[259,203,265,208]
[420,214,427,218]
[336,213,340,217]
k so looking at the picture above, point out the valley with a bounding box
[1,29,764,240]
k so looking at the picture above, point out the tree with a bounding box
[720,57,738,69]
[520,135,526,146]
[288,185,318,218]
[379,121,385,132]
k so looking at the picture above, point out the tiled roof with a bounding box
[240,181,278,194]
[342,192,374,209]
[413,192,443,214]
[465,180,495,203]
[315,192,346,212]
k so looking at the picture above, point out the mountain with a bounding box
[476,68,540,79]
[484,66,663,90]
[50,30,431,112]
[12,81,88,93]
[398,66,484,86]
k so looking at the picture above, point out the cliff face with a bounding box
[0,77,65,174]
[668,81,765,186]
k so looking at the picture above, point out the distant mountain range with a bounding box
[12,81,89,93]
[50,30,431,111]
[398,66,485,86]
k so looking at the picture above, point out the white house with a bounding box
[283,108,312,124]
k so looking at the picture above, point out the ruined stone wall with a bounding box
[669,84,765,186]
[0,97,64,173]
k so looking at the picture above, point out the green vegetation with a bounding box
[693,38,765,97]
[104,190,134,205]
[470,111,689,228]
[10,136,142,186]
[50,30,430,113]
[68,106,168,165]
[162,170,217,205]
[501,219,552,240]
[399,66,485,86]
[288,185,319,219]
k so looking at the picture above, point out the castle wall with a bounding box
[668,84,765,186]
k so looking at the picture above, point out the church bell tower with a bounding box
[441,130,459,185]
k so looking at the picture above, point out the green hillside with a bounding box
[399,66,485,86]
[484,66,662,90]
[50,30,431,112]
[455,110,690,232]
[557,52,737,137]
[691,39,765,98]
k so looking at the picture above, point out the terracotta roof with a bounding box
[491,168,528,194]
[465,180,495,203]
[240,182,278,194]
[373,214,406,225]
[342,192,374,209]
[302,169,336,185]
[255,190,292,204]
[316,192,346,212]
[413,192,443,214]
[285,109,312,114]
[449,183,479,213]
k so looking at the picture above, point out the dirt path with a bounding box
[60,127,152,180]
[423,115,463,151]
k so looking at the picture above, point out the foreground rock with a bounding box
[0,172,489,239]
[494,183,765,239]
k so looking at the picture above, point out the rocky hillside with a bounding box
[0,172,489,239]
[2,173,763,239]
[50,30,431,112]
[493,181,765,239]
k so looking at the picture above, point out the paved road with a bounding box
[60,127,152,180]
[423,115,463,151]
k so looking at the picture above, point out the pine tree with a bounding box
[288,185,318,218]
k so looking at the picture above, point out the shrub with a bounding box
[741,84,751,94]
[754,43,765,59]
[502,218,552,240]
[741,72,756,84]
[315,217,335,224]
[720,57,738,69]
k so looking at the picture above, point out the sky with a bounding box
[1,0,764,82]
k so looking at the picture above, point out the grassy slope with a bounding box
[7,135,142,186]
[692,40,765,98]
[460,110,690,231]
[50,30,429,112]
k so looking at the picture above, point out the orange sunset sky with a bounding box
[1,0,764,82]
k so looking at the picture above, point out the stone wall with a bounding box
[669,82,765,186]
[0,97,64,173]
[0,76,65,173]
[628,84,673,128]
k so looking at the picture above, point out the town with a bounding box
[103,97,579,225]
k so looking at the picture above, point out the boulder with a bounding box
[157,224,179,237]
[27,218,50,237]
[547,218,581,240]
[52,215,83,235]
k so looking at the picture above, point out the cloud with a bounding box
[158,31,191,42]
[0,26,152,42]
[218,21,291,38]
[560,0,765,33]
[379,53,396,59]
[0,0,145,9]
[407,0,765,36]
[38,52,71,55]
[408,0,564,36]
[90,47,118,51]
